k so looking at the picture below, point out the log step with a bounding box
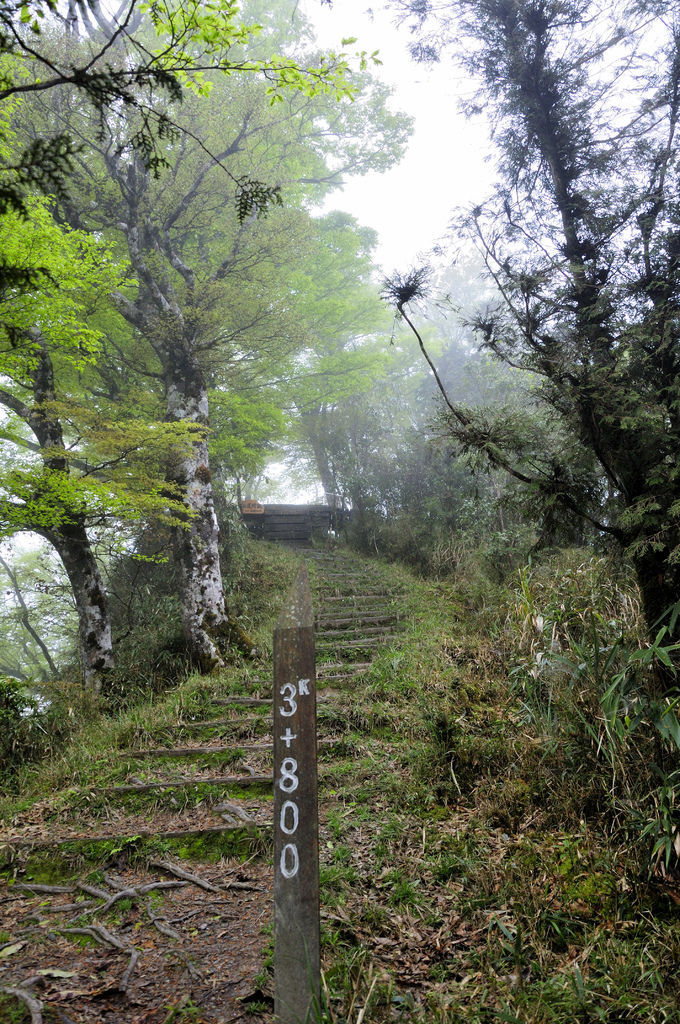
[118,738,340,759]
[103,773,274,795]
[173,716,269,729]
[118,743,275,759]
[210,692,338,708]
[212,696,273,707]
[316,614,399,627]
[316,626,396,639]
[316,636,385,649]
[318,672,370,683]
[1,823,269,851]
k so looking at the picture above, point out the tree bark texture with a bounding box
[98,145,232,670]
[165,336,229,670]
[47,522,113,688]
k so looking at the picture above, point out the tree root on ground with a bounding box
[0,985,43,1024]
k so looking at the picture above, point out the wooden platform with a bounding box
[240,503,338,543]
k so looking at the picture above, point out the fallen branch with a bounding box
[77,882,109,901]
[52,1011,77,1024]
[169,906,236,925]
[95,887,138,915]
[0,986,43,1024]
[173,951,201,981]
[82,879,187,916]
[102,873,129,891]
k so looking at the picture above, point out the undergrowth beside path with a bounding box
[0,541,679,1023]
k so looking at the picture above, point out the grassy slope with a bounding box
[311,550,680,1023]
[2,540,679,1023]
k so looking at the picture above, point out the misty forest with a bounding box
[1,1,680,1022]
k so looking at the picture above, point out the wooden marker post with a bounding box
[273,564,320,1024]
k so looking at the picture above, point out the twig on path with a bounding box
[168,905,236,924]
[52,1009,77,1024]
[93,879,189,915]
[174,950,202,980]
[95,887,138,914]
[102,873,129,890]
[0,986,43,1024]
[149,859,220,893]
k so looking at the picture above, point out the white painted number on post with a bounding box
[280,800,299,836]
[280,842,299,879]
[279,757,299,793]
[276,678,306,882]
[279,683,297,717]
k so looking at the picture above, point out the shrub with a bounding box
[0,676,94,785]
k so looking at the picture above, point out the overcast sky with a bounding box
[301,0,494,273]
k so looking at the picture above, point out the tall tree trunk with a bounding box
[0,553,58,677]
[301,408,339,507]
[0,333,115,690]
[165,338,230,670]
[46,522,113,689]
[632,541,680,638]
[30,338,113,690]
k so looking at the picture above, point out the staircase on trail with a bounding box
[0,547,405,1024]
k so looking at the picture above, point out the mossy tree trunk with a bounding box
[0,335,114,690]
[164,336,229,671]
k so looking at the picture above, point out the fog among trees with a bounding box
[1,0,679,685]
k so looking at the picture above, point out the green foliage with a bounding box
[0,675,39,767]
[0,0,370,246]
[0,197,118,354]
[0,675,95,785]
[504,554,680,872]
[0,197,193,542]
[104,594,188,711]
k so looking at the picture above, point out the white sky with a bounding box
[302,0,494,272]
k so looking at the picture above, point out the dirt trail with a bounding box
[0,548,405,1024]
